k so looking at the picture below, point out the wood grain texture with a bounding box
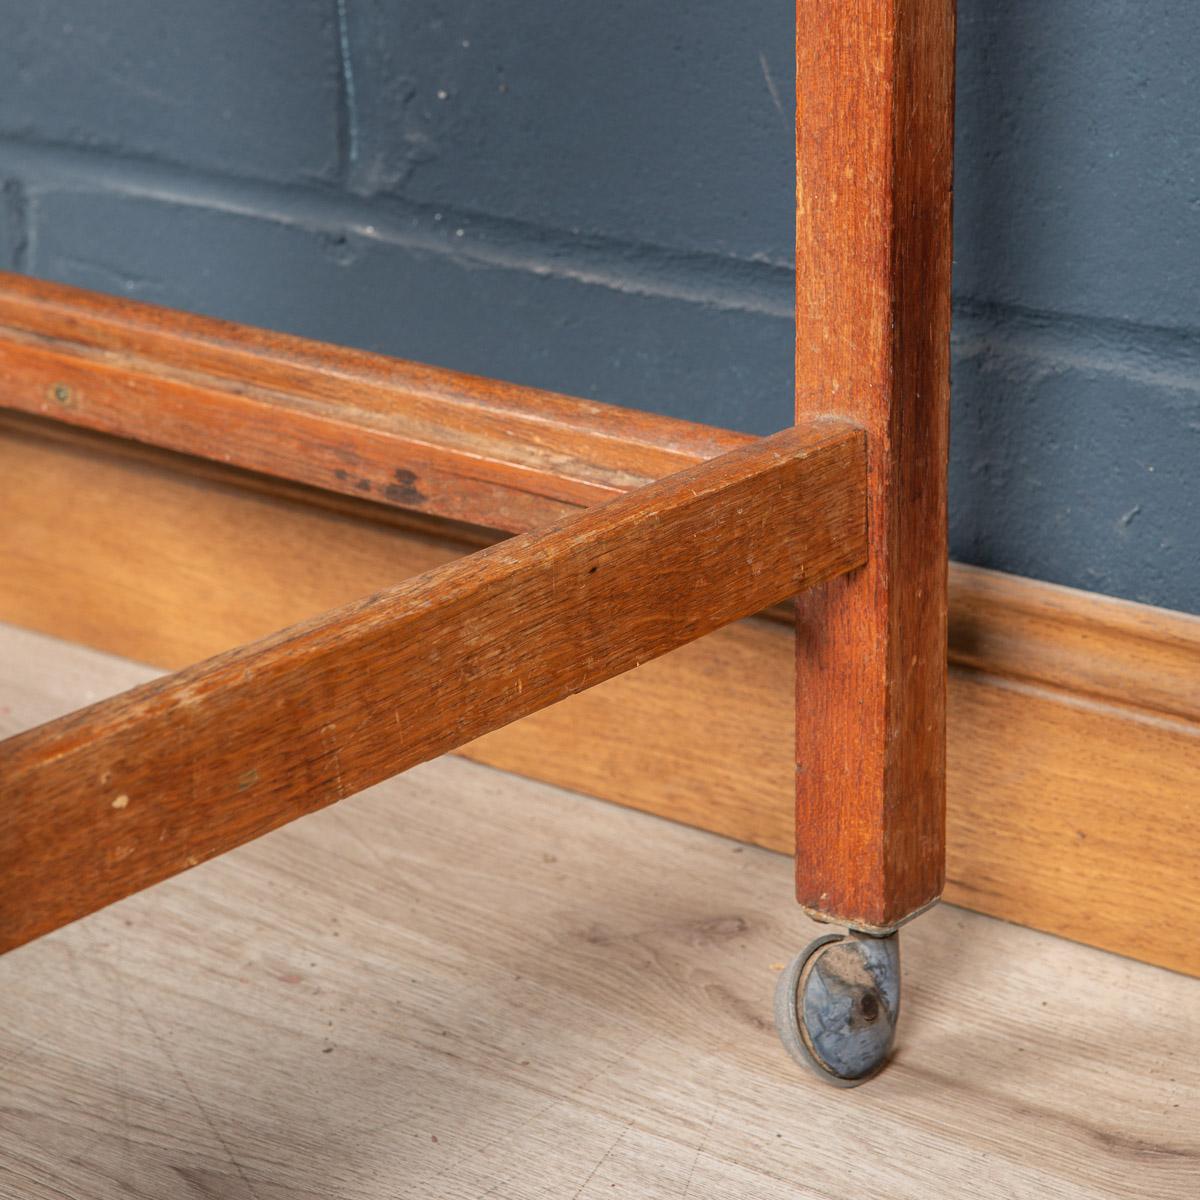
[2,628,1198,1200]
[0,423,866,953]
[0,416,480,668]
[474,641,1200,982]
[0,270,750,533]
[2,424,1198,975]
[949,565,1200,723]
[792,0,956,928]
[0,263,962,930]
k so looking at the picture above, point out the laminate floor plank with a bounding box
[0,624,1196,1199]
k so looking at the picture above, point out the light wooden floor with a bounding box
[1,624,1197,1200]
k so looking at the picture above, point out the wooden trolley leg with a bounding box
[776,1,955,1084]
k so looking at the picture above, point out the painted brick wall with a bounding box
[1,2,1196,612]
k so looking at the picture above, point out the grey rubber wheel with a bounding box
[774,931,900,1087]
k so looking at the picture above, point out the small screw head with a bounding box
[49,383,74,406]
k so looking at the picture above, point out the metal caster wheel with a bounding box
[774,929,900,1087]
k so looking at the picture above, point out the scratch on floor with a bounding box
[126,986,266,1200]
[331,805,390,871]
[81,924,134,1183]
[682,1104,719,1198]
[407,1029,665,1194]
[572,1119,633,1199]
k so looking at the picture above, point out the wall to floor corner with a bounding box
[0,1,1196,612]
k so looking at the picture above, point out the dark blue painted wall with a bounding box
[2,3,1196,612]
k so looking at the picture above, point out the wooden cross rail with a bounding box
[0,421,865,954]
[0,271,750,535]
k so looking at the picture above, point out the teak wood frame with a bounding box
[0,3,954,961]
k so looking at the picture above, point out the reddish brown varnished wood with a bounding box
[0,7,955,943]
[0,422,866,953]
[793,1,955,928]
[0,271,749,535]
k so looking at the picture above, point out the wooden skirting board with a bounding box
[2,413,1198,977]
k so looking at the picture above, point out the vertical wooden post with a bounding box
[793,1,955,930]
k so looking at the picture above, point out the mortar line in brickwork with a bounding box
[0,136,794,319]
[4,136,1200,369]
[952,299,1200,397]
